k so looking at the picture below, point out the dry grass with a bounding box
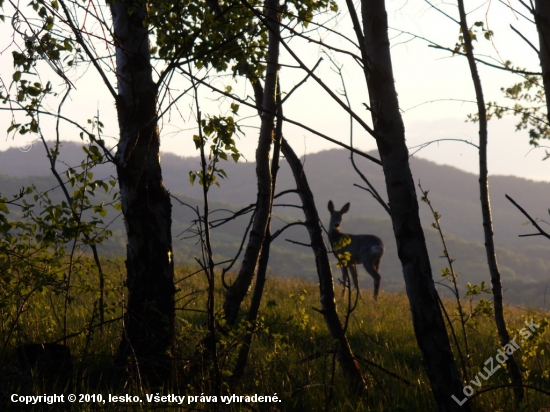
[1,260,549,411]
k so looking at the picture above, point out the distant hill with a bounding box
[1,141,549,306]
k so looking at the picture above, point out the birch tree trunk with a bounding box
[535,0,550,118]
[232,91,283,378]
[111,0,175,380]
[222,0,280,327]
[352,1,469,409]
[281,138,367,392]
[456,0,524,404]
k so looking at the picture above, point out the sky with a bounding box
[0,0,548,181]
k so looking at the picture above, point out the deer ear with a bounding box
[341,203,350,214]
[328,200,335,213]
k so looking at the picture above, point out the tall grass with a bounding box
[1,258,549,411]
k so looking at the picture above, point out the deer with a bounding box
[327,201,384,299]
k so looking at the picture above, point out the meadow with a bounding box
[1,257,549,411]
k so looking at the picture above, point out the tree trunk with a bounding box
[111,0,175,382]
[535,0,550,119]
[222,0,280,327]
[232,94,283,378]
[456,0,524,404]
[281,138,367,393]
[356,1,468,410]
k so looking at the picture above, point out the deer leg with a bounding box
[363,260,381,300]
[349,263,361,298]
[340,266,350,296]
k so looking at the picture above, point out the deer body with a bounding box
[328,201,384,299]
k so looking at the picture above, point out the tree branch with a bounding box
[505,194,550,240]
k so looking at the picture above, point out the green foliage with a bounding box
[454,21,493,54]
[331,234,352,268]
[509,316,549,381]
[3,0,80,103]
[3,263,548,411]
[471,73,550,148]
[150,0,266,77]
[149,0,336,81]
[0,190,71,353]
[335,251,351,268]
[289,289,312,331]
[332,233,350,252]
[0,139,117,370]
[189,115,242,188]
[463,280,491,298]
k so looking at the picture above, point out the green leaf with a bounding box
[0,202,9,214]
[64,38,72,52]
[7,123,20,133]
[26,86,41,97]
[13,71,21,81]
[192,135,202,149]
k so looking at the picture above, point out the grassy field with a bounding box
[1,258,549,411]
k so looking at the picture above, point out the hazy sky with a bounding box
[1,0,548,181]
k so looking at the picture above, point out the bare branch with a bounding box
[510,24,540,54]
[281,58,323,104]
[468,384,550,400]
[238,0,378,140]
[271,221,306,241]
[284,238,312,247]
[427,44,542,75]
[497,0,535,23]
[505,194,550,240]
[178,67,383,165]
[409,138,479,156]
[57,0,118,99]
[423,0,460,24]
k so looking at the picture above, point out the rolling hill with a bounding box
[1,142,549,306]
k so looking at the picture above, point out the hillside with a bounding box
[1,142,549,305]
[2,143,549,244]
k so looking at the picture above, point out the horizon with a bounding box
[1,137,549,184]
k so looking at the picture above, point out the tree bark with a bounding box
[222,0,280,327]
[355,1,468,410]
[232,91,283,378]
[111,0,175,381]
[535,0,550,119]
[281,138,367,393]
[456,0,524,404]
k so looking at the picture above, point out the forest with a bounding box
[0,0,549,411]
